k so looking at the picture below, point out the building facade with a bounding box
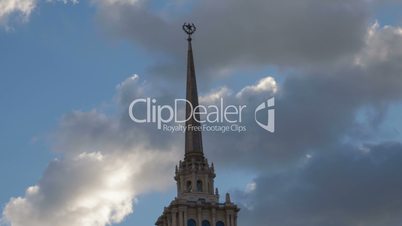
[155,24,240,226]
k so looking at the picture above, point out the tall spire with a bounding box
[183,23,204,158]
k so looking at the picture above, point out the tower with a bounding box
[154,23,240,226]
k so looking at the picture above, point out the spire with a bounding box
[183,23,204,158]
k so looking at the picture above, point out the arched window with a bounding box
[202,220,210,226]
[216,221,224,226]
[197,180,203,192]
[187,219,196,226]
[186,181,192,192]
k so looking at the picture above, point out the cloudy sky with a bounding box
[2,0,402,226]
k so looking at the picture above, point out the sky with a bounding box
[1,0,402,226]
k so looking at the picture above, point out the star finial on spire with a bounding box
[183,23,196,41]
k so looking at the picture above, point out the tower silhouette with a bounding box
[155,23,240,226]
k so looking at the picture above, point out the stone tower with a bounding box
[154,23,240,226]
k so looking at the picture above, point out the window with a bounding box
[197,180,203,192]
[186,181,192,192]
[216,221,224,226]
[188,219,196,226]
[202,220,210,226]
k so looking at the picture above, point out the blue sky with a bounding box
[2,1,402,226]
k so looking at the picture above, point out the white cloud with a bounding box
[91,0,141,7]
[354,22,402,67]
[2,149,176,226]
[0,0,79,28]
[245,181,256,194]
[199,86,232,104]
[0,0,36,27]
[236,76,278,98]
[47,0,79,4]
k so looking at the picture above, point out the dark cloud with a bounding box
[96,0,371,79]
[202,23,402,170]
[236,142,402,226]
